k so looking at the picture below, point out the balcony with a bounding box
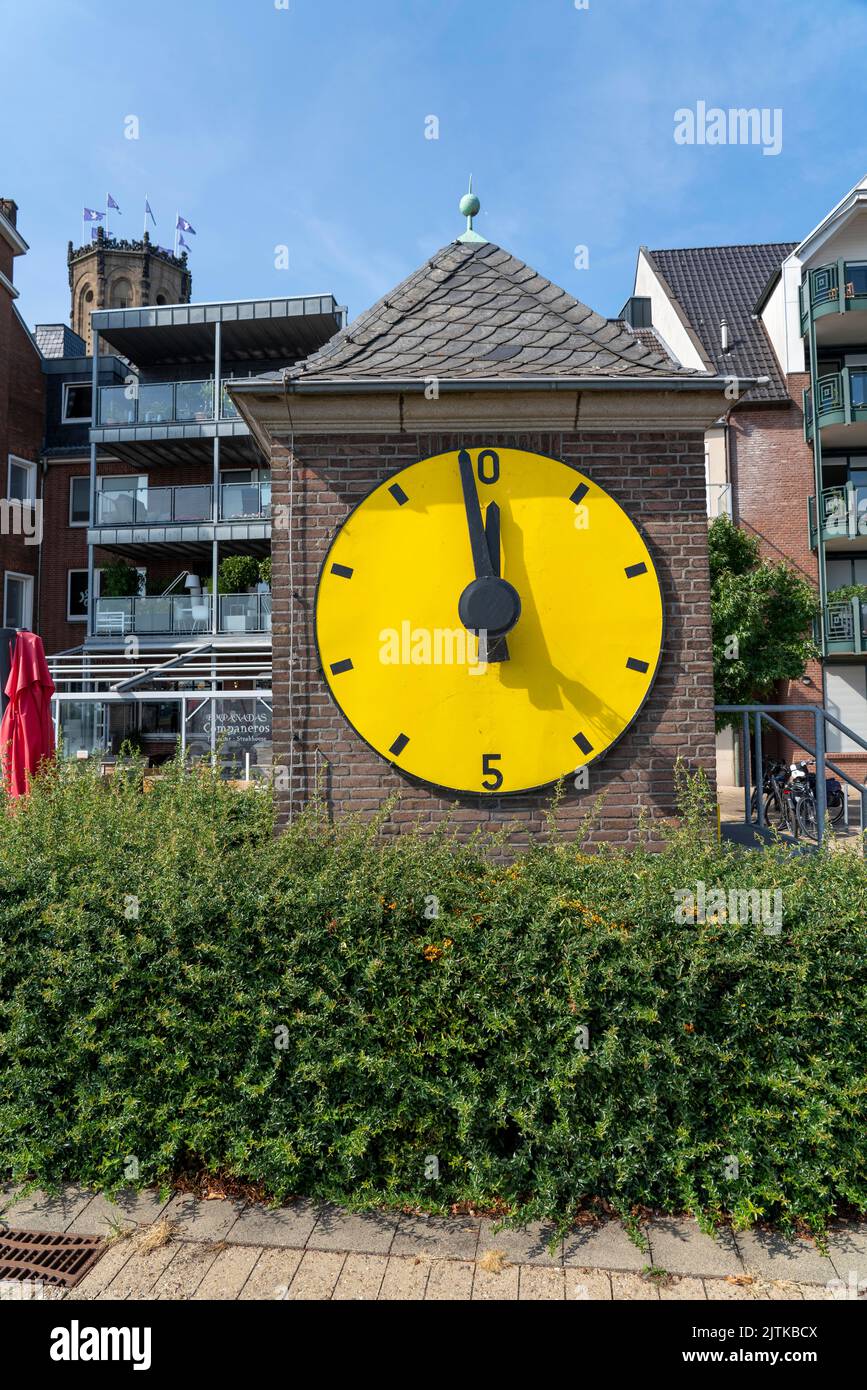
[98,379,241,427]
[821,596,867,654]
[94,592,272,638]
[94,482,271,527]
[800,261,867,335]
[804,367,867,444]
[706,482,732,519]
[808,485,867,548]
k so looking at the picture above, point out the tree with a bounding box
[708,515,819,727]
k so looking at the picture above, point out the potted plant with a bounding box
[100,559,144,598]
[215,554,259,594]
[257,556,271,593]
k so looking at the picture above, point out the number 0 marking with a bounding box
[477,450,500,485]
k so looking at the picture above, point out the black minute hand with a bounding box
[458,449,494,578]
[456,450,521,664]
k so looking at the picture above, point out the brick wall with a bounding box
[269,429,717,849]
[0,269,44,621]
[38,458,215,653]
[730,382,867,781]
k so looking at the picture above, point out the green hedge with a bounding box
[1,759,866,1236]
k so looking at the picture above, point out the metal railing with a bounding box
[717,703,867,851]
[706,482,733,519]
[97,378,243,427]
[804,367,867,440]
[800,260,867,327]
[94,592,271,636]
[93,481,271,526]
[822,597,867,652]
[808,483,867,543]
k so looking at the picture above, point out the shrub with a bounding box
[0,759,865,1236]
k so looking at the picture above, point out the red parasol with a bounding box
[0,631,56,797]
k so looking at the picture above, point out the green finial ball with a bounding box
[460,192,481,219]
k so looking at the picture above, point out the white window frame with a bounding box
[69,476,91,527]
[61,383,93,425]
[7,455,36,504]
[3,571,34,629]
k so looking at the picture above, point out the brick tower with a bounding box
[67,228,192,352]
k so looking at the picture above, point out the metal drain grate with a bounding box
[0,1228,104,1289]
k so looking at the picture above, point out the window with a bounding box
[7,456,36,503]
[62,384,92,423]
[69,477,90,526]
[67,569,92,621]
[826,666,867,753]
[3,572,33,628]
[110,277,133,309]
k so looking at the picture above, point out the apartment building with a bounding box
[0,203,344,774]
[628,174,867,787]
[0,199,43,650]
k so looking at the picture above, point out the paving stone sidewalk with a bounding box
[1,1185,864,1301]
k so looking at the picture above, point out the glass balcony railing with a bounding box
[93,482,271,527]
[706,482,732,519]
[219,481,271,519]
[804,368,867,440]
[97,379,245,427]
[96,485,212,526]
[800,260,867,330]
[94,593,272,637]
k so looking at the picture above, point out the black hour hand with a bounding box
[483,502,509,663]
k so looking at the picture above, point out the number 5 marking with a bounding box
[481,752,503,790]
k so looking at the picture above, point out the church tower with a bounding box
[67,228,192,352]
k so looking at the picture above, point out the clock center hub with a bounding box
[458,576,522,636]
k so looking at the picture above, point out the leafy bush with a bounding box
[1,759,866,1236]
[99,559,144,598]
[709,515,819,727]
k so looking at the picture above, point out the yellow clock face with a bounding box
[315,447,663,795]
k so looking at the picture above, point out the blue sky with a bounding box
[7,0,867,331]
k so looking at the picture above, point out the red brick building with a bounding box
[0,199,44,643]
[631,175,867,792]
[232,233,730,844]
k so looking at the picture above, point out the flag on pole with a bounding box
[91,226,101,241]
[179,233,193,253]
[107,194,121,212]
[176,215,196,234]
[83,208,104,221]
[145,199,155,223]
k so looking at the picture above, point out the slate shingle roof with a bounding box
[644,243,797,403]
[268,240,700,386]
[34,323,86,359]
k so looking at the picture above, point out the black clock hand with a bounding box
[458,449,494,579]
[456,450,521,662]
[484,502,509,663]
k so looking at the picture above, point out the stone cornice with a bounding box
[232,383,731,439]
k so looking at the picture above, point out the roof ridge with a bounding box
[287,241,483,379]
[650,241,797,255]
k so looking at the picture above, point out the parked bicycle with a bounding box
[751,759,846,839]
[749,759,789,828]
[785,760,845,840]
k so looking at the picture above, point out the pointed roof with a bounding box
[643,242,796,402]
[263,240,700,387]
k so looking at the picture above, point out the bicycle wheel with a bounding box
[796,793,819,840]
[827,792,846,827]
[763,789,786,829]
